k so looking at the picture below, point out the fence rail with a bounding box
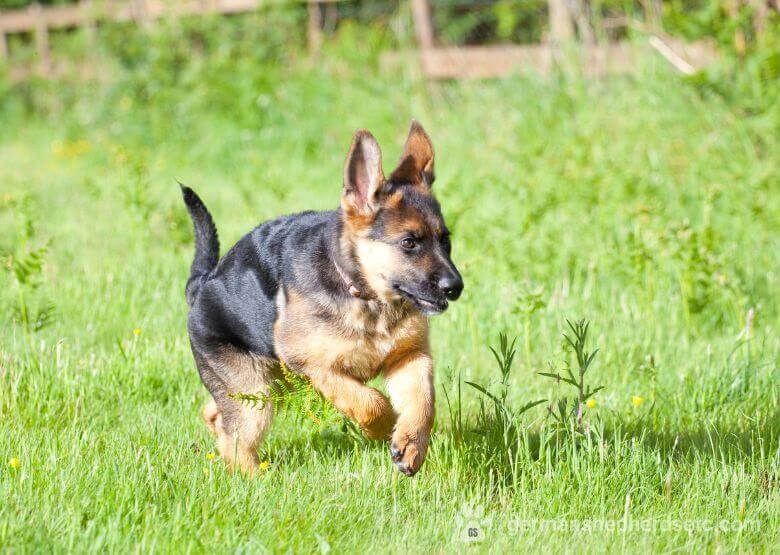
[0,0,724,80]
[0,0,342,32]
[381,37,717,80]
[0,0,342,68]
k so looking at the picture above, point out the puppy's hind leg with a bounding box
[202,398,220,436]
[215,390,275,475]
[195,347,278,475]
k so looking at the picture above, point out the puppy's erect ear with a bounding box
[342,130,385,217]
[389,120,435,188]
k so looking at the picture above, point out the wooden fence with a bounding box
[0,0,725,80]
[0,0,343,69]
[405,0,717,78]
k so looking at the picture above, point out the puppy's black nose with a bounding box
[438,274,463,301]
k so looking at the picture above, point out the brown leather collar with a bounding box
[333,259,375,300]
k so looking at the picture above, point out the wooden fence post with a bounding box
[0,29,7,62]
[568,0,594,44]
[307,1,322,55]
[81,0,98,44]
[410,0,434,49]
[640,0,662,30]
[133,0,148,28]
[746,0,769,39]
[31,3,52,75]
[324,1,337,33]
[548,0,574,42]
[725,0,746,56]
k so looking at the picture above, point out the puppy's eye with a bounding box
[400,238,417,250]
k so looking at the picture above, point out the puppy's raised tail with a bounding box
[180,185,219,306]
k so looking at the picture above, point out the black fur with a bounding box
[182,192,367,442]
[183,194,359,360]
[181,186,220,306]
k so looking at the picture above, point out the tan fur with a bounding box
[389,120,435,186]
[274,287,429,441]
[353,237,408,302]
[204,349,276,474]
[202,398,219,435]
[306,368,395,439]
[385,189,405,209]
[384,351,435,475]
[383,201,442,238]
[342,130,385,219]
[348,187,443,301]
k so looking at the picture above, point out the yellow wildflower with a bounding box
[133,328,142,336]
[205,452,215,461]
[586,398,596,409]
[9,457,20,469]
[259,461,271,471]
[631,396,645,407]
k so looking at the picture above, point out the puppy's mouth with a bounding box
[393,285,448,315]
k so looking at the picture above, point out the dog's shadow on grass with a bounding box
[265,425,383,467]
[258,412,778,486]
[447,412,780,489]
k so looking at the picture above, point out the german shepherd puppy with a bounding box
[181,121,463,477]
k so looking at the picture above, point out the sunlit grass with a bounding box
[1,30,778,551]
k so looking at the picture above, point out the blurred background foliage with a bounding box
[0,2,776,126]
[0,1,777,48]
[0,1,777,155]
[0,0,775,47]
[0,0,776,346]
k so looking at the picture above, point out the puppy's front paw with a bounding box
[390,428,429,477]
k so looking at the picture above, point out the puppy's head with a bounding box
[340,121,463,315]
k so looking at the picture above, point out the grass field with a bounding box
[1,35,779,552]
